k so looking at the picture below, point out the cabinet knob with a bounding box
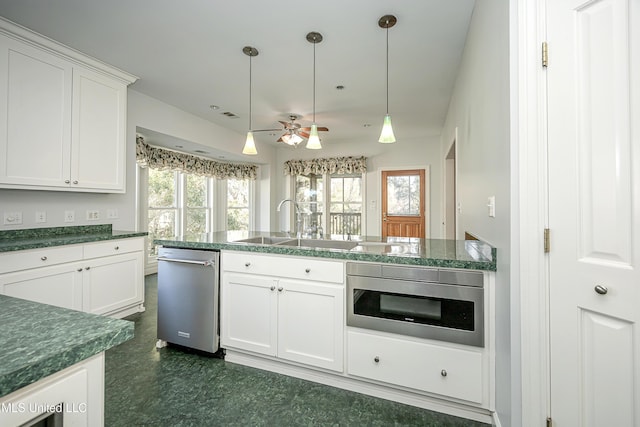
[73,180,78,184]
[64,179,70,184]
[278,286,284,292]
[441,369,448,377]
[305,268,311,273]
[245,262,251,267]
[595,285,608,295]
[40,256,48,261]
[77,268,83,272]
[374,356,380,363]
[85,266,91,271]
[114,246,120,250]
[270,285,276,291]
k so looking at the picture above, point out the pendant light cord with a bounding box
[313,38,316,123]
[248,54,253,131]
[385,24,389,115]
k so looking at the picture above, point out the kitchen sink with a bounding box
[276,238,359,250]
[233,236,294,245]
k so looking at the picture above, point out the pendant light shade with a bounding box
[242,46,259,155]
[378,15,397,144]
[306,32,323,150]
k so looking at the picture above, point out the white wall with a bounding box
[273,134,443,238]
[440,0,512,425]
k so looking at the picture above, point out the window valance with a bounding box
[283,156,367,176]
[136,136,257,180]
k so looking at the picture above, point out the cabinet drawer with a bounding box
[83,237,144,259]
[347,330,484,404]
[0,245,83,274]
[222,251,344,284]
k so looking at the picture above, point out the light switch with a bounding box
[487,196,496,217]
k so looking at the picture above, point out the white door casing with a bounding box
[548,0,640,425]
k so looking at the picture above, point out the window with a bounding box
[293,172,364,237]
[143,169,253,260]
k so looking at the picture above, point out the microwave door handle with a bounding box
[157,257,214,267]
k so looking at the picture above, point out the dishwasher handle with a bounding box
[157,257,215,267]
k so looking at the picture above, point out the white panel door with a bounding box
[0,35,72,187]
[71,66,126,191]
[277,279,344,372]
[548,0,640,425]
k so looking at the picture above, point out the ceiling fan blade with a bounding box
[300,126,329,132]
[298,131,310,139]
[252,128,281,132]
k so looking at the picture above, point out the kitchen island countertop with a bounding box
[155,231,496,271]
[0,295,134,397]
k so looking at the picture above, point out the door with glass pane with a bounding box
[381,169,425,238]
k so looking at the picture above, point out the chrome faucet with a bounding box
[277,199,303,239]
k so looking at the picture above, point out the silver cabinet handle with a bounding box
[270,285,276,291]
[374,356,380,363]
[64,179,70,184]
[73,180,78,184]
[245,262,251,267]
[77,268,83,272]
[41,256,48,261]
[595,285,608,295]
[305,268,311,273]
[114,246,120,250]
[85,266,91,270]
[277,286,284,292]
[441,369,448,377]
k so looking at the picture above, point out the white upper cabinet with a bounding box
[0,18,136,193]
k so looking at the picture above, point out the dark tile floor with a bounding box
[104,275,490,427]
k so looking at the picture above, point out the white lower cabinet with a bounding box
[347,330,484,404]
[221,251,344,372]
[0,237,144,318]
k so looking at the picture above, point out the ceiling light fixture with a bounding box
[306,31,323,150]
[378,15,397,144]
[242,46,258,155]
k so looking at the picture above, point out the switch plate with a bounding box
[3,212,23,225]
[35,211,47,223]
[86,210,100,221]
[64,211,75,223]
[487,196,496,217]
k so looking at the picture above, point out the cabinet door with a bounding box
[0,262,83,311]
[277,279,344,372]
[83,251,143,316]
[221,273,278,356]
[71,66,127,191]
[0,35,72,188]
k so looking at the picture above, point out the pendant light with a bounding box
[242,46,258,155]
[306,32,322,150]
[378,15,397,143]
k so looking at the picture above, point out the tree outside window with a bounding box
[227,178,250,231]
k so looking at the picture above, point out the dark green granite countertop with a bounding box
[0,224,147,253]
[0,295,134,397]
[155,231,496,271]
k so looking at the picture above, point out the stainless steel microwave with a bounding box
[346,262,484,347]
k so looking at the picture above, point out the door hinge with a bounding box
[544,228,550,253]
[542,41,549,68]
[546,417,553,427]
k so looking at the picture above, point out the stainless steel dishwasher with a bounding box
[156,247,220,354]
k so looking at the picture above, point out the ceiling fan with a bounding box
[254,114,329,146]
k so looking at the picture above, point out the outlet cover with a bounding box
[107,209,119,219]
[64,211,75,223]
[35,211,47,223]
[3,212,23,225]
[86,210,100,221]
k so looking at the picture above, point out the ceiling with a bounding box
[0,0,475,158]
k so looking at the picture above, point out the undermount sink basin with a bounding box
[276,238,359,251]
[233,236,294,245]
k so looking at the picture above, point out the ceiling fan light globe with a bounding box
[306,124,322,150]
[378,114,396,143]
[242,131,258,155]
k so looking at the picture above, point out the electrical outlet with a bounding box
[64,211,75,223]
[107,209,119,219]
[3,211,23,225]
[35,211,47,223]
[86,210,100,221]
[487,196,496,218]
